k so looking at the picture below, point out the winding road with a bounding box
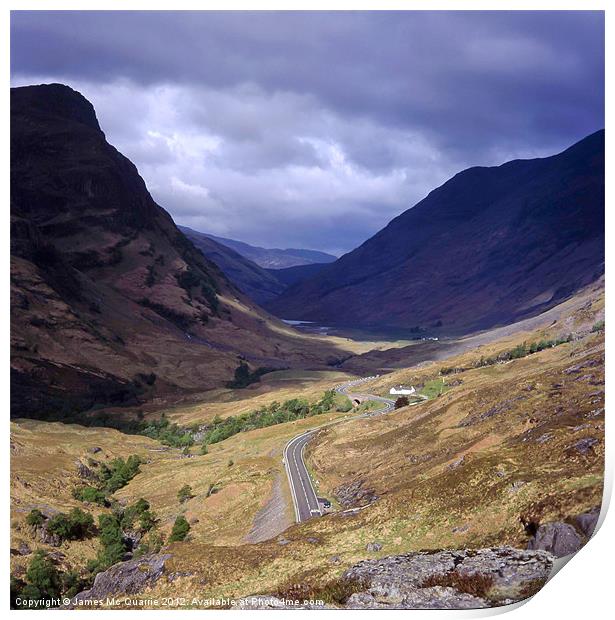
[284,377,396,523]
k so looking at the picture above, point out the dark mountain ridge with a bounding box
[268,130,604,333]
[10,84,336,417]
[179,225,285,304]
[265,263,329,288]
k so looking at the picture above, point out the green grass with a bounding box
[200,390,349,449]
[419,378,449,400]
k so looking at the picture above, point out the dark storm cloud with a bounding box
[10,11,604,253]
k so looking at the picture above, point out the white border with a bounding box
[3,2,610,618]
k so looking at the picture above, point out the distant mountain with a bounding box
[268,131,604,334]
[179,226,285,304]
[10,84,335,417]
[265,263,329,288]
[203,233,337,269]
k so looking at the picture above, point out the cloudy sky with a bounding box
[11,11,604,255]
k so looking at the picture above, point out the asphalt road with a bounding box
[283,376,395,523]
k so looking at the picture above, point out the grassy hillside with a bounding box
[10,287,604,607]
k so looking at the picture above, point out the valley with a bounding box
[9,83,605,610]
[10,282,605,608]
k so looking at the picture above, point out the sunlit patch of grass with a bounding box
[419,378,449,399]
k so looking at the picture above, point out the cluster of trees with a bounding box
[11,551,88,608]
[199,390,350,451]
[73,454,143,506]
[14,497,164,608]
[87,498,158,575]
[46,508,95,542]
[226,361,274,389]
[137,415,195,448]
[475,335,574,367]
[26,507,95,543]
[99,455,143,494]
[73,486,106,506]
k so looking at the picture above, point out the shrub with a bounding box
[138,510,157,533]
[26,509,45,528]
[274,576,368,605]
[134,530,165,558]
[395,396,410,409]
[88,513,127,574]
[46,508,94,541]
[226,361,274,389]
[421,571,494,600]
[73,485,107,506]
[177,485,194,504]
[336,396,353,412]
[61,570,89,598]
[99,455,142,493]
[67,508,95,539]
[24,551,62,601]
[121,498,154,532]
[97,514,124,549]
[592,320,605,333]
[169,516,190,542]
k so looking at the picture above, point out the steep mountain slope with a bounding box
[265,263,328,288]
[179,225,285,304]
[205,232,337,269]
[10,84,339,418]
[269,131,604,333]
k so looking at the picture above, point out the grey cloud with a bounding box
[10,11,604,253]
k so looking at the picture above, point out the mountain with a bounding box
[265,263,329,288]
[203,232,337,269]
[179,226,285,304]
[10,84,336,418]
[268,131,604,333]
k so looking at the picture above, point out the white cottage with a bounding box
[389,385,416,395]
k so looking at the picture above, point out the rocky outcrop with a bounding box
[334,479,378,508]
[76,460,96,479]
[527,522,582,557]
[574,507,600,538]
[342,547,553,609]
[526,507,601,557]
[67,554,171,607]
[238,547,553,610]
[38,523,61,547]
[346,587,487,610]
